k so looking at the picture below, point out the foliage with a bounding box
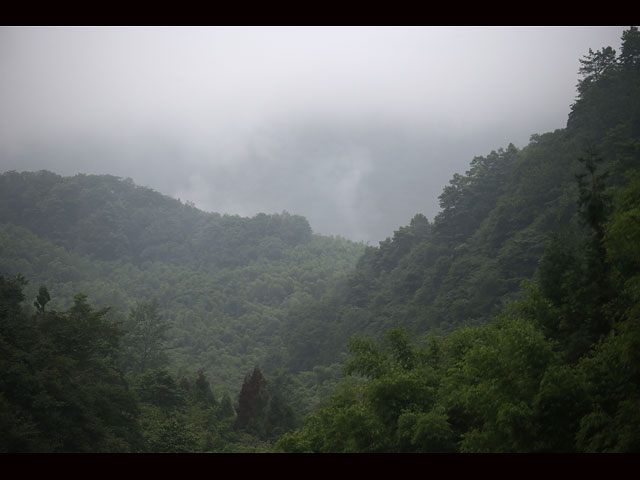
[280,29,640,452]
[284,27,640,374]
[0,171,364,398]
[120,300,170,375]
[3,28,640,453]
[0,276,143,452]
[234,366,296,441]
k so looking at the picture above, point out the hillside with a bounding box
[2,27,639,453]
[0,171,364,396]
[276,27,640,453]
[283,27,640,373]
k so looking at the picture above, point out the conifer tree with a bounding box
[235,366,269,436]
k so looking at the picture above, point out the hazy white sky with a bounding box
[0,26,628,243]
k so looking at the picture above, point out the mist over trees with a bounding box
[276,26,640,453]
[1,27,627,244]
[1,27,639,453]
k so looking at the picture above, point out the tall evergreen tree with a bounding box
[235,366,269,436]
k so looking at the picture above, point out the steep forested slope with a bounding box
[283,27,640,374]
[277,27,640,453]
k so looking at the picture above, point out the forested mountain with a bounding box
[2,27,640,453]
[0,171,365,451]
[283,27,640,374]
[276,26,640,452]
[0,170,316,267]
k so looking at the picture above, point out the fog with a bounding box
[0,26,626,243]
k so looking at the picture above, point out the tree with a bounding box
[134,369,185,413]
[577,46,618,96]
[0,274,29,346]
[143,414,197,453]
[235,366,269,436]
[218,391,236,420]
[576,151,610,247]
[278,328,444,453]
[575,151,616,343]
[1,278,144,452]
[193,369,217,407]
[33,285,50,313]
[605,171,640,285]
[619,26,640,70]
[265,393,296,439]
[121,300,169,375]
[571,170,640,452]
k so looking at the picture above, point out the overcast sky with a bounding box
[0,26,628,243]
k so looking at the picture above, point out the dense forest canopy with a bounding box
[0,169,365,440]
[1,27,640,452]
[275,26,640,453]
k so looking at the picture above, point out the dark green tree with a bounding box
[577,46,618,96]
[193,369,217,407]
[0,277,143,452]
[218,391,236,420]
[534,152,615,360]
[134,369,185,413]
[576,151,610,247]
[265,393,296,439]
[235,366,269,436]
[619,26,640,70]
[145,416,198,453]
[33,285,50,313]
[575,151,616,342]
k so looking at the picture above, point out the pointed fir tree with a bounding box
[235,366,269,436]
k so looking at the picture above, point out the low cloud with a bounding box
[0,26,626,243]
